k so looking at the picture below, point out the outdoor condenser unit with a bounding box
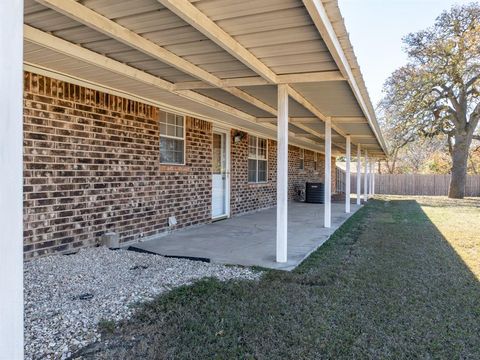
[305,182,324,204]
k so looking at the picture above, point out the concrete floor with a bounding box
[130,201,361,271]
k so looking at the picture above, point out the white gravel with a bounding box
[24,247,261,359]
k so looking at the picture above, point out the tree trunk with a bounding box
[448,135,470,198]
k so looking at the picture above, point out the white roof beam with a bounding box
[332,117,367,124]
[158,0,278,84]
[256,117,319,124]
[173,81,213,91]
[278,71,344,84]
[290,117,320,124]
[173,71,345,90]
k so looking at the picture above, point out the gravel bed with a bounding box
[24,247,261,359]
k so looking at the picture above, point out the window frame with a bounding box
[159,111,186,165]
[299,148,305,170]
[247,135,268,184]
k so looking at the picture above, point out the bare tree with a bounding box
[403,138,446,173]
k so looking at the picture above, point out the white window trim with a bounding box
[248,135,268,184]
[212,125,231,218]
[159,112,186,165]
[299,148,305,170]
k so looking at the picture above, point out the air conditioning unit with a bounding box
[305,182,324,204]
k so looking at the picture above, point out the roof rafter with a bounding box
[158,0,278,84]
[256,117,319,124]
[332,117,367,124]
[173,71,345,90]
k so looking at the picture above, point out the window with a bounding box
[299,148,305,170]
[314,152,318,171]
[159,111,185,164]
[248,135,267,183]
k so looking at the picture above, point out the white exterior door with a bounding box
[212,130,229,219]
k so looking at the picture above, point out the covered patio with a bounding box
[131,201,361,270]
[0,0,388,357]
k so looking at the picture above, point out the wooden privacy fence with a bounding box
[335,167,480,196]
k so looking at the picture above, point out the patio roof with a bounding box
[23,0,387,158]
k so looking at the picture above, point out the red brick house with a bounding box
[23,72,341,258]
[1,0,387,356]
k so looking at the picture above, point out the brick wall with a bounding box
[23,72,212,259]
[230,133,277,215]
[23,72,337,259]
[230,132,336,215]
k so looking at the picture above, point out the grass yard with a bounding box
[77,197,480,359]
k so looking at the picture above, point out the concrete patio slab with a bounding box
[130,201,361,271]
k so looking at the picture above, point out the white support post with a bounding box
[356,144,361,205]
[0,0,24,358]
[276,84,288,263]
[372,160,376,196]
[363,150,368,202]
[370,159,374,197]
[324,118,332,228]
[345,135,351,213]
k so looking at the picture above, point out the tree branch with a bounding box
[466,74,480,89]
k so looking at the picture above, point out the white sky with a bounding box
[338,0,474,107]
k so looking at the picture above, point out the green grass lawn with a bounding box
[78,197,480,359]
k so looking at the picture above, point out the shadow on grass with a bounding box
[73,198,480,360]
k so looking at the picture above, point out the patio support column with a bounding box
[372,160,376,195]
[367,158,372,199]
[370,159,374,197]
[276,84,288,263]
[345,135,351,213]
[356,144,361,205]
[0,0,24,358]
[324,118,332,228]
[364,150,368,202]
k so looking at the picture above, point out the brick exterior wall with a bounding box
[23,72,336,259]
[230,135,336,215]
[23,72,213,259]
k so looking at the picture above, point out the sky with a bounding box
[338,0,473,107]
